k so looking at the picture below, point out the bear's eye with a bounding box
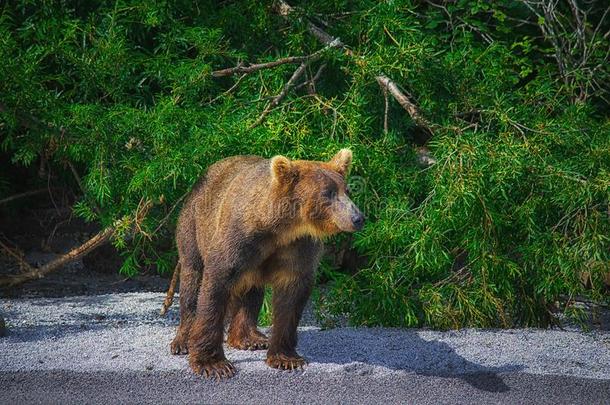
[322,188,337,200]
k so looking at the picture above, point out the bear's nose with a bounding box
[351,212,365,230]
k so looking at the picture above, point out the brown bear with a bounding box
[170,149,364,379]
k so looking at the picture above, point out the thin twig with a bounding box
[134,198,154,240]
[213,54,310,77]
[0,237,32,273]
[203,73,247,106]
[382,84,389,135]
[43,215,73,252]
[68,161,102,216]
[292,63,327,93]
[456,16,493,44]
[153,191,189,235]
[249,61,309,129]
[0,189,48,206]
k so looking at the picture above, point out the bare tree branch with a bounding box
[520,0,610,101]
[376,75,434,137]
[203,73,247,105]
[0,237,30,273]
[211,33,340,129]
[0,189,49,206]
[213,55,310,77]
[0,226,115,288]
[212,41,338,78]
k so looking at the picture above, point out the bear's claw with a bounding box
[190,358,236,380]
[227,331,269,351]
[170,336,189,355]
[266,353,307,371]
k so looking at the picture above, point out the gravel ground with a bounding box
[1,292,610,404]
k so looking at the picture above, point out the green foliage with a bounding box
[259,287,274,327]
[1,0,608,328]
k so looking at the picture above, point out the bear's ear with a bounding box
[329,148,353,176]
[270,155,296,184]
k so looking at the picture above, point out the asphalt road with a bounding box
[1,292,609,404]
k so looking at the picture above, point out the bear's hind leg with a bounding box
[171,217,203,355]
[170,256,203,355]
[227,287,269,351]
[188,268,236,378]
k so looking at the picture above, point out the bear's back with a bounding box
[182,156,270,243]
[196,155,265,199]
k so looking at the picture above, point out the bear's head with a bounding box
[270,149,364,240]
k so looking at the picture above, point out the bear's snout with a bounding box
[333,195,364,233]
[351,211,365,231]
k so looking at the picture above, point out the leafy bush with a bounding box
[1,0,608,327]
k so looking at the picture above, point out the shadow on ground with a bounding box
[298,328,523,393]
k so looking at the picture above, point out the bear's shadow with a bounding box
[295,328,524,393]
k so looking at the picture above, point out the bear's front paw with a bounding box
[189,356,236,379]
[266,353,306,371]
[170,335,189,355]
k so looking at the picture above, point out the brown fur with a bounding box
[170,149,363,378]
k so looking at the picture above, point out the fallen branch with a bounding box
[213,55,310,77]
[212,41,337,78]
[276,0,435,143]
[376,75,434,137]
[212,35,339,129]
[0,226,115,288]
[0,192,153,288]
[276,1,352,57]
[159,262,181,316]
